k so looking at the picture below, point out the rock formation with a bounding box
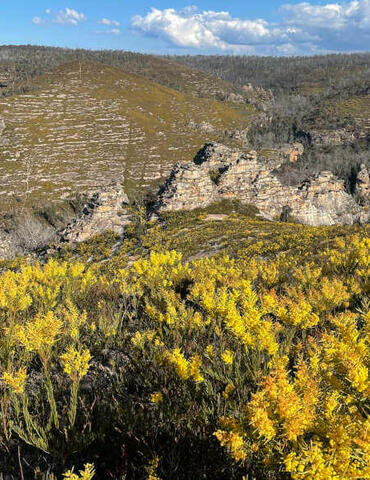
[0,230,19,260]
[310,128,365,147]
[279,143,304,163]
[154,143,369,226]
[241,84,274,111]
[356,164,370,205]
[59,184,131,243]
[0,184,132,260]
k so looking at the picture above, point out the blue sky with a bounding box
[1,0,370,55]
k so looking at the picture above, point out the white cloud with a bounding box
[100,18,120,26]
[108,28,121,35]
[97,27,122,35]
[131,7,308,53]
[52,8,86,26]
[45,9,51,15]
[32,16,45,25]
[131,1,370,54]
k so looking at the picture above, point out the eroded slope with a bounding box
[0,61,256,211]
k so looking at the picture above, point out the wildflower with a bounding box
[151,392,163,404]
[13,311,62,360]
[166,348,189,380]
[1,367,27,394]
[63,463,95,480]
[214,430,246,462]
[222,350,234,365]
[61,346,91,381]
[205,345,214,357]
[189,354,204,382]
[222,383,235,399]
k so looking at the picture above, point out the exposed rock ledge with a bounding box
[0,184,131,261]
[153,143,369,227]
[59,184,131,243]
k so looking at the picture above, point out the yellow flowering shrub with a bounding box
[0,211,368,479]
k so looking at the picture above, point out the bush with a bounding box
[0,220,369,479]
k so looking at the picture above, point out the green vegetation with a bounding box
[0,61,256,212]
[0,205,369,479]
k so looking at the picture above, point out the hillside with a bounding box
[0,60,256,211]
[176,53,370,147]
[0,45,248,102]
[0,47,369,480]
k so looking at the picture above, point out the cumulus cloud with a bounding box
[32,16,45,25]
[52,8,86,25]
[131,1,370,54]
[100,18,120,27]
[33,8,87,27]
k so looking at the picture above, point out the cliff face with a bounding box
[154,143,369,226]
[356,164,370,206]
[59,184,131,243]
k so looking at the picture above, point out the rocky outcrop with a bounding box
[154,143,369,226]
[241,84,274,111]
[279,143,304,163]
[59,184,131,243]
[310,128,365,147]
[356,164,370,205]
[187,120,221,135]
[0,230,19,260]
[0,184,132,260]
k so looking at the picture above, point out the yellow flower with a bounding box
[13,311,62,360]
[222,383,235,399]
[63,463,95,480]
[189,354,204,382]
[166,348,189,380]
[214,430,246,462]
[205,345,214,357]
[1,367,27,394]
[60,346,91,381]
[151,392,163,404]
[222,350,234,365]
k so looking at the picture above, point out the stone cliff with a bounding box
[59,184,131,243]
[0,184,131,261]
[356,164,370,206]
[154,143,369,226]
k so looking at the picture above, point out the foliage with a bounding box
[0,209,368,478]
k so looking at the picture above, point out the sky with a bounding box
[1,0,370,56]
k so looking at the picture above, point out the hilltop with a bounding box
[0,45,249,102]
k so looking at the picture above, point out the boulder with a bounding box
[310,128,361,147]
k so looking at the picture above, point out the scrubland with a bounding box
[0,206,369,479]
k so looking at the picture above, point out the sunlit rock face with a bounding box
[356,164,370,206]
[154,142,369,226]
[59,184,131,243]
